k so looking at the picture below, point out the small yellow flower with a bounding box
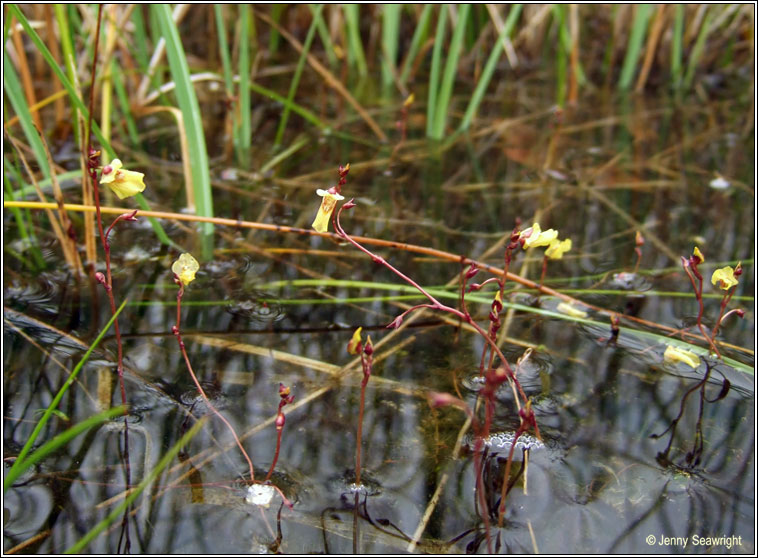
[663,345,700,369]
[99,159,146,200]
[711,266,739,291]
[692,246,705,264]
[347,327,363,355]
[172,253,199,287]
[521,223,559,249]
[545,238,572,260]
[312,189,345,233]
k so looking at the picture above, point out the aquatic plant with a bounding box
[171,252,256,482]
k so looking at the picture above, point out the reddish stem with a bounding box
[174,282,256,482]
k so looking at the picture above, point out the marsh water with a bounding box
[4,84,755,554]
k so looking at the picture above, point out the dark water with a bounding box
[3,91,754,553]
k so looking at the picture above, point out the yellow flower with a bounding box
[663,345,700,369]
[545,238,572,260]
[347,327,363,355]
[711,266,739,291]
[692,246,705,264]
[99,159,146,199]
[312,189,345,233]
[521,223,559,249]
[172,253,199,287]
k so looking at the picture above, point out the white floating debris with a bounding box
[246,484,275,508]
[709,176,730,190]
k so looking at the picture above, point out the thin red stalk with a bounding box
[710,290,735,341]
[539,255,548,290]
[334,202,531,413]
[355,351,372,487]
[682,259,721,357]
[264,428,283,483]
[174,284,256,482]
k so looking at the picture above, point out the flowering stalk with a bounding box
[171,253,256,482]
[264,383,294,483]
[348,329,374,487]
[681,248,722,358]
[710,263,743,341]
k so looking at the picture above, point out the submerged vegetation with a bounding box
[3,4,754,554]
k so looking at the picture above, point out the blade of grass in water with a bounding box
[553,5,568,106]
[683,7,713,90]
[236,5,253,167]
[268,4,285,55]
[426,7,448,138]
[618,4,653,91]
[430,4,471,140]
[214,5,234,95]
[3,169,45,270]
[343,5,368,77]
[53,4,81,147]
[64,418,207,554]
[260,134,310,175]
[153,4,214,258]
[4,300,128,492]
[259,279,754,375]
[399,5,433,85]
[459,4,522,132]
[8,5,175,249]
[274,4,322,149]
[4,51,52,181]
[4,407,126,492]
[670,4,685,91]
[111,60,140,148]
[381,4,402,92]
[309,5,339,68]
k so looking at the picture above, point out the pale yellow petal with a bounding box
[711,266,738,290]
[663,345,700,368]
[172,253,199,286]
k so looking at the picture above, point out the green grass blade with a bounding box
[5,406,127,491]
[4,300,128,491]
[670,4,684,91]
[260,134,309,174]
[4,51,52,180]
[111,60,140,148]
[153,4,214,256]
[430,4,471,139]
[426,7,448,138]
[8,5,174,248]
[683,7,714,90]
[399,4,433,85]
[381,4,402,91]
[553,5,568,106]
[343,5,368,76]
[53,4,81,147]
[214,5,234,95]
[274,4,322,149]
[459,4,522,131]
[260,279,754,375]
[3,166,46,270]
[235,5,252,166]
[64,417,206,554]
[268,4,285,54]
[309,5,339,68]
[618,4,653,91]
